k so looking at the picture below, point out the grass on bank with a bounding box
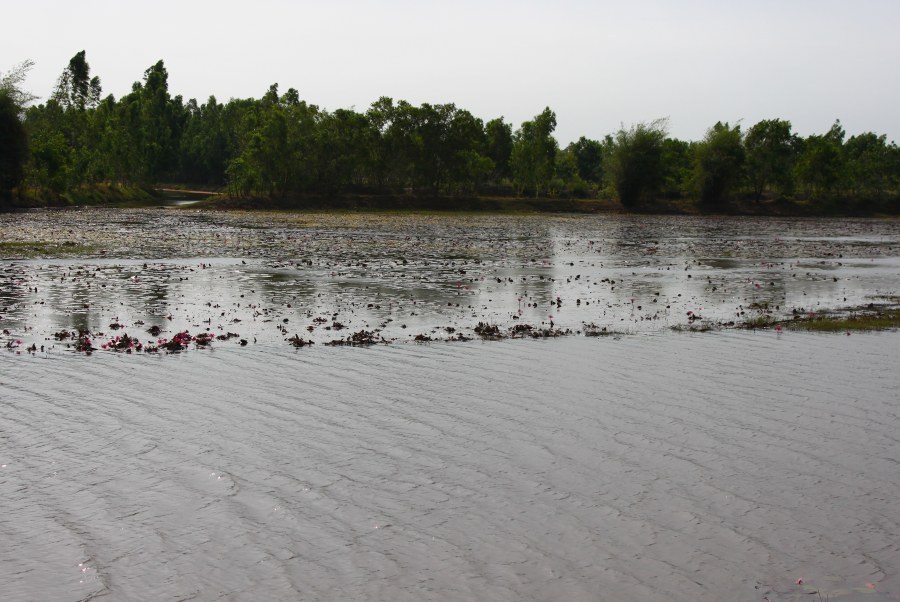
[194,194,624,214]
[788,308,900,332]
[0,240,96,258]
[736,308,900,332]
[7,183,162,209]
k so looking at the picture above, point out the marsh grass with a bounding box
[739,315,775,329]
[738,306,900,333]
[786,308,900,332]
[673,306,900,333]
[670,323,717,333]
[0,240,96,258]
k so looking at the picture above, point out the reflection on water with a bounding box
[1,210,898,347]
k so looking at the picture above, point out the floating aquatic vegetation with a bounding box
[287,334,314,347]
[98,333,142,352]
[474,322,502,339]
[74,332,95,353]
[324,330,388,346]
[583,323,617,336]
[509,324,533,336]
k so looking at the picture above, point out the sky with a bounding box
[4,0,900,145]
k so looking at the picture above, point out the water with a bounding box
[1,210,899,601]
[3,334,899,601]
[1,210,898,345]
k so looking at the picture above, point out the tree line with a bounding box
[2,51,900,211]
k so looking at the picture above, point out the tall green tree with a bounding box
[0,60,36,202]
[52,50,102,111]
[844,132,896,198]
[0,60,38,111]
[570,136,603,184]
[412,103,487,195]
[607,119,668,209]
[660,138,694,198]
[225,84,322,197]
[366,97,417,190]
[179,96,231,185]
[795,120,845,197]
[484,117,513,185]
[131,60,180,183]
[551,147,584,197]
[314,108,375,194]
[24,100,70,191]
[510,107,558,196]
[440,107,490,194]
[695,121,745,206]
[744,118,796,199]
[0,90,28,202]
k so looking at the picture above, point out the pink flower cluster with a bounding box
[100,334,143,352]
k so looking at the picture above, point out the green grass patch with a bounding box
[676,306,900,333]
[738,315,774,329]
[63,183,158,207]
[13,183,160,208]
[785,309,900,332]
[0,240,96,258]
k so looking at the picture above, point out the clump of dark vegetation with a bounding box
[193,332,215,347]
[474,322,503,339]
[786,306,900,332]
[508,323,571,338]
[102,333,142,352]
[509,324,533,336]
[583,323,616,336]
[74,331,94,353]
[324,330,389,346]
[446,331,472,342]
[287,334,314,347]
[528,327,572,338]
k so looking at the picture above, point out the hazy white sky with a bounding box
[4,0,899,145]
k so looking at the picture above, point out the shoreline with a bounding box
[195,193,900,218]
[4,185,900,217]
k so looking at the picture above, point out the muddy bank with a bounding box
[198,193,620,213]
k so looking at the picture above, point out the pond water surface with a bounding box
[1,209,899,601]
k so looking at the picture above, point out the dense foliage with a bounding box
[0,61,36,203]
[5,52,900,211]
